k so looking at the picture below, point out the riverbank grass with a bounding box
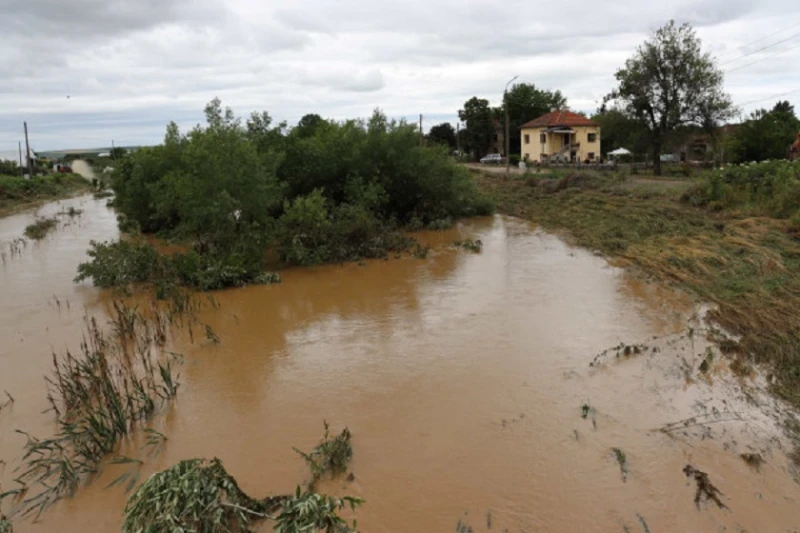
[0,174,90,216]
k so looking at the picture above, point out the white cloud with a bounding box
[0,0,798,149]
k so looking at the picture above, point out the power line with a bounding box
[738,87,800,108]
[716,20,800,60]
[725,41,800,73]
[721,31,800,65]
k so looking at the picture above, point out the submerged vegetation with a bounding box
[0,294,215,524]
[294,422,353,490]
[75,239,281,293]
[23,217,58,240]
[0,174,90,215]
[123,424,360,533]
[476,161,800,421]
[77,99,492,290]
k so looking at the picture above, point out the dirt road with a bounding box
[69,159,95,180]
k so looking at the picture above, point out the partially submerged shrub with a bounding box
[75,240,164,288]
[76,238,280,292]
[123,458,286,533]
[124,425,361,533]
[294,422,353,490]
[274,490,363,533]
[10,313,181,519]
[453,239,482,253]
[23,217,58,240]
[97,100,493,287]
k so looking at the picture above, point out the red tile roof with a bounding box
[521,110,598,129]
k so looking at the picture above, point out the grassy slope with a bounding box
[475,171,800,415]
[0,173,91,216]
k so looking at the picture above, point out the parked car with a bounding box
[480,153,504,164]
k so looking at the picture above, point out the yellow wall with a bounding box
[521,125,601,162]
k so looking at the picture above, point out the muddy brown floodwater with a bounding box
[1,194,799,532]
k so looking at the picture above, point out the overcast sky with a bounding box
[1,0,799,152]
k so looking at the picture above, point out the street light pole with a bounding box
[504,75,518,177]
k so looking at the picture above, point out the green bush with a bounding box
[684,160,800,217]
[0,173,87,205]
[79,99,493,290]
[75,240,165,288]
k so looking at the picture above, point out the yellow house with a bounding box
[520,110,601,163]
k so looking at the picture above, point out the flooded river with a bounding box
[1,194,799,532]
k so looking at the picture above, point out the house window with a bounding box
[588,133,597,143]
[588,152,595,161]
[524,134,530,144]
[524,153,530,160]
[540,133,546,144]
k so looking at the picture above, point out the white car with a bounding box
[480,153,504,164]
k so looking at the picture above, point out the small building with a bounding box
[488,119,505,155]
[520,110,601,163]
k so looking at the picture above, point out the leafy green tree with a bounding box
[591,107,650,158]
[458,97,495,159]
[427,122,457,149]
[109,147,127,160]
[93,100,493,289]
[503,83,566,155]
[295,113,325,138]
[733,101,800,162]
[607,21,734,174]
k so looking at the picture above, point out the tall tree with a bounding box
[733,102,800,162]
[295,114,325,138]
[458,97,495,159]
[428,122,457,149]
[607,21,734,175]
[503,83,566,155]
[591,107,650,157]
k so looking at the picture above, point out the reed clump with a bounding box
[294,422,353,490]
[123,424,361,533]
[3,292,214,521]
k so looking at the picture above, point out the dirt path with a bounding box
[70,159,95,180]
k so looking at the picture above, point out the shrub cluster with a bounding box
[79,99,492,289]
[682,160,800,220]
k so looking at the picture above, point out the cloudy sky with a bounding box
[1,0,799,152]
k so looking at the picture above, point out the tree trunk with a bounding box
[653,138,662,176]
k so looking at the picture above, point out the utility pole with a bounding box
[504,75,518,177]
[18,142,24,176]
[24,122,34,178]
[456,123,460,154]
[419,114,423,147]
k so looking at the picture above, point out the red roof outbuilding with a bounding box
[521,110,598,129]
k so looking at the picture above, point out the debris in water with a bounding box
[581,402,598,430]
[740,453,764,472]
[612,448,629,482]
[0,391,13,413]
[294,421,353,490]
[123,424,361,533]
[659,411,742,435]
[683,464,728,510]
[699,347,715,374]
[456,517,474,533]
[637,513,651,533]
[453,239,483,253]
